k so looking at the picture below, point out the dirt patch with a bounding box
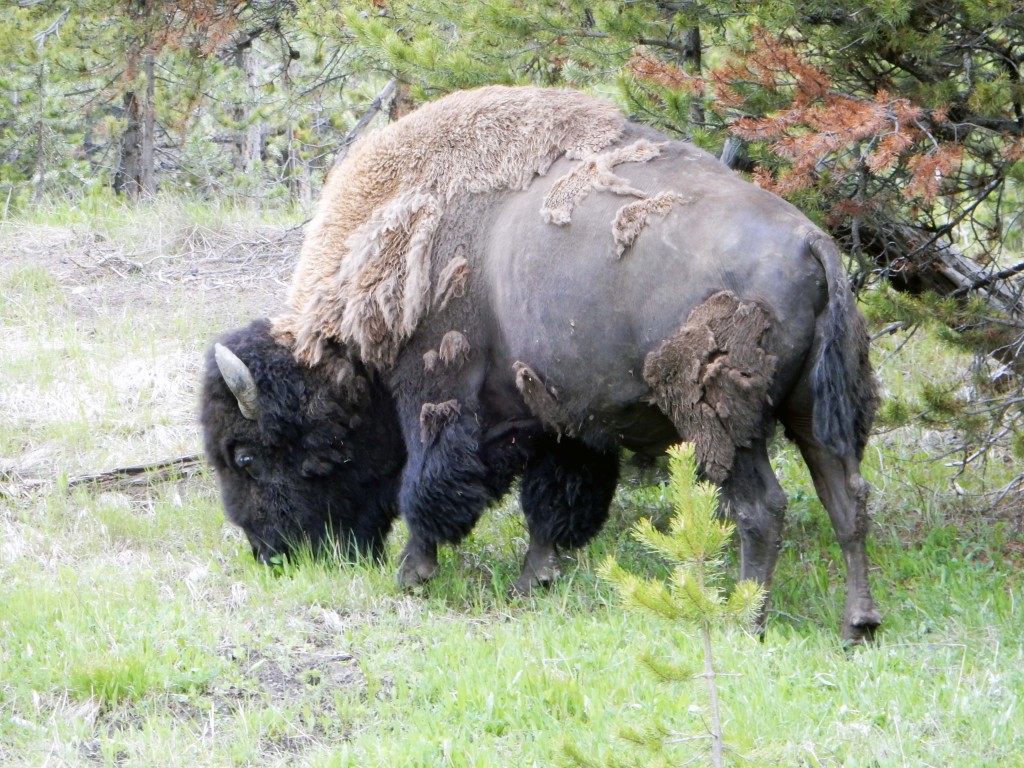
[242,649,364,702]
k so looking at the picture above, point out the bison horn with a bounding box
[214,343,261,421]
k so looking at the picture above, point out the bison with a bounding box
[200,86,881,642]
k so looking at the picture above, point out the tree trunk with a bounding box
[701,625,724,768]
[235,44,264,172]
[389,80,416,121]
[32,63,45,204]
[114,88,143,197]
[681,27,705,128]
[141,53,156,194]
[285,121,311,204]
[114,54,156,199]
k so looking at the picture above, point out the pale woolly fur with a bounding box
[540,139,667,225]
[612,191,689,257]
[274,85,625,368]
[433,250,469,311]
[332,189,442,367]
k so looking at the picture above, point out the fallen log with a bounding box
[66,453,205,491]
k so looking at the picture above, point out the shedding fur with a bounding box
[643,292,778,483]
[438,330,471,369]
[540,140,666,225]
[423,349,439,374]
[302,189,443,369]
[613,191,688,257]
[274,85,626,367]
[434,249,470,312]
[514,361,576,437]
[420,399,462,445]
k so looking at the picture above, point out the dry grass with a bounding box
[0,204,302,486]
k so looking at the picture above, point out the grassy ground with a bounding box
[1,198,1021,767]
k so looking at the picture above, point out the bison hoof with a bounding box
[397,542,439,589]
[842,606,882,645]
[510,549,561,596]
[510,568,560,597]
[398,557,438,589]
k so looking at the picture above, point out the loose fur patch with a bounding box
[643,291,777,483]
[434,249,470,312]
[274,86,626,368]
[513,361,576,437]
[420,399,461,445]
[296,189,442,369]
[613,191,688,257]
[540,140,666,225]
[423,349,439,374]
[438,330,471,369]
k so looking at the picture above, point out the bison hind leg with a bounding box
[784,410,881,644]
[643,292,787,632]
[514,436,619,594]
[719,439,789,633]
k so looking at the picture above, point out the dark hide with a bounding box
[204,113,881,642]
[376,123,880,641]
[199,320,405,564]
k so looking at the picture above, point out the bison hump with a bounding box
[279,86,626,369]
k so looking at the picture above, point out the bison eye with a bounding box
[233,447,257,476]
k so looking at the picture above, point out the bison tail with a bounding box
[809,236,878,459]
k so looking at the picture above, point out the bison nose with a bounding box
[247,532,282,566]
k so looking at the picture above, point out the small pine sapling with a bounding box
[598,443,765,768]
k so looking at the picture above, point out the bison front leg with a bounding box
[396,400,508,589]
[514,436,619,594]
[719,440,789,635]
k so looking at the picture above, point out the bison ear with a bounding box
[214,343,261,421]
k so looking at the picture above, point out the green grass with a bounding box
[1,205,1021,766]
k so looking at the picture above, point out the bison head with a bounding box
[199,319,405,565]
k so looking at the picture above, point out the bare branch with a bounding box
[951,261,1024,299]
[329,78,397,171]
[33,6,70,51]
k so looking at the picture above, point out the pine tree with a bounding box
[597,443,765,768]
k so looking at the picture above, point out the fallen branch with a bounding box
[892,223,1023,316]
[66,453,205,491]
